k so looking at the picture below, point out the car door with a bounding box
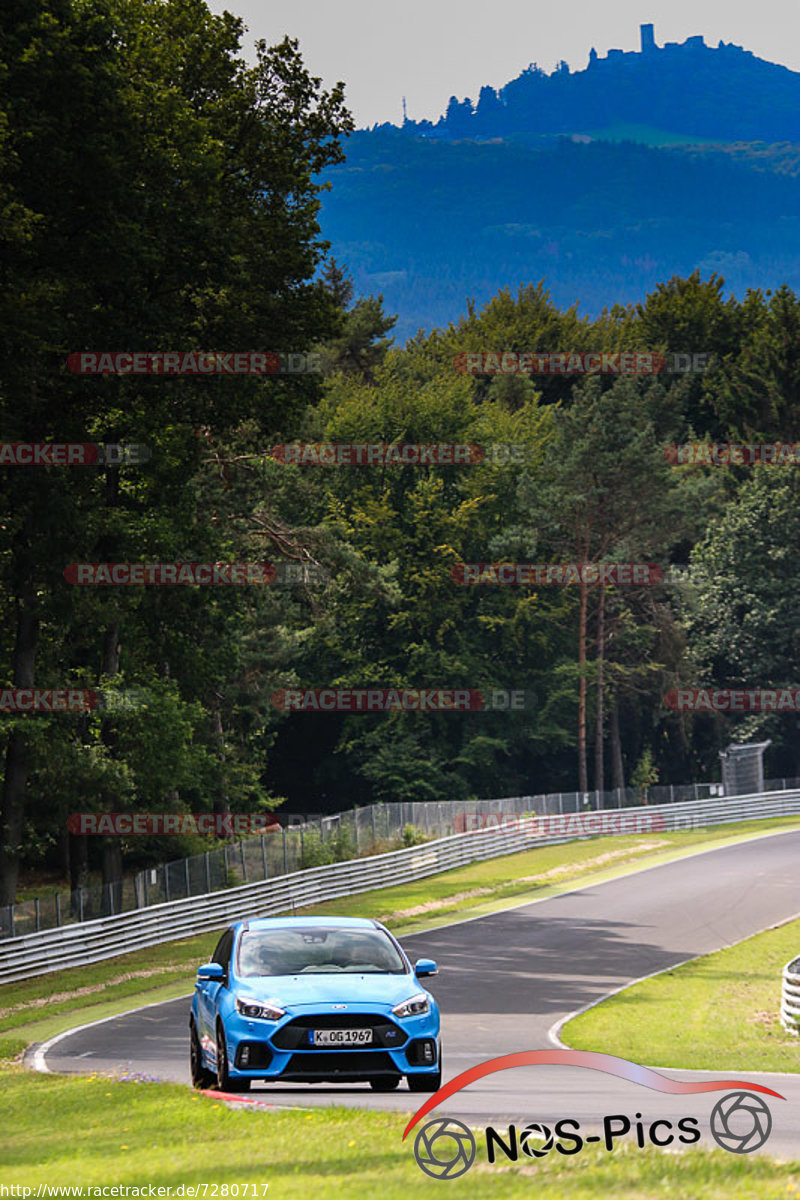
[197,928,234,1051]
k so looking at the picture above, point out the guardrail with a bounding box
[2,780,740,942]
[1,789,798,986]
[781,956,800,1034]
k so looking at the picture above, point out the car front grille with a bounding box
[281,1051,400,1079]
[271,1013,407,1051]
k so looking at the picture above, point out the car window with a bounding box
[237,927,407,977]
[212,929,234,971]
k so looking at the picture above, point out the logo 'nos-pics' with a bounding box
[403,1051,782,1179]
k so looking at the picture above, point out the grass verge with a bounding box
[1,1068,799,1195]
[2,816,798,1061]
[562,914,800,1073]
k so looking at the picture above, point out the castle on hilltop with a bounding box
[587,23,748,66]
[419,18,781,142]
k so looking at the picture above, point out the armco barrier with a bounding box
[0,790,798,985]
[13,778,800,942]
[781,956,800,1034]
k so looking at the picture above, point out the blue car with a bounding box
[189,915,441,1093]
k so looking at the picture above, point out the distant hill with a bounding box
[319,26,800,339]
[404,24,800,145]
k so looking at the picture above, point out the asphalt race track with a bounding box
[37,832,800,1156]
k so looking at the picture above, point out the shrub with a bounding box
[402,823,428,847]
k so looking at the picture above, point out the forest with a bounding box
[2,0,799,903]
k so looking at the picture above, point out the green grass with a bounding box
[2,816,798,1062]
[1,1068,799,1195]
[3,819,800,1192]
[562,915,800,1073]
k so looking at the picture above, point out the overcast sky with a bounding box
[207,0,800,127]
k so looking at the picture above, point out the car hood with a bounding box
[234,972,422,1009]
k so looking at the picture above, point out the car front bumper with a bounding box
[221,1003,440,1082]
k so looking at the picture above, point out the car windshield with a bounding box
[237,927,407,976]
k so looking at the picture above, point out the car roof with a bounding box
[233,916,381,933]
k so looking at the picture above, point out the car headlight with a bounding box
[392,993,430,1019]
[235,996,286,1020]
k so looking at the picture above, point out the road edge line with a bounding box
[29,991,193,1074]
[548,907,800,1080]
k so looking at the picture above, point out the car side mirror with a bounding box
[197,962,224,981]
[414,958,438,977]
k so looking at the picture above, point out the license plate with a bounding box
[310,1028,373,1046]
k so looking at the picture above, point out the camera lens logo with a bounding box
[710,1091,772,1153]
[519,1122,554,1158]
[414,1117,476,1179]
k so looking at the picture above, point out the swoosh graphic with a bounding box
[402,1050,785,1138]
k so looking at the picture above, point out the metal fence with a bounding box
[2,776,798,944]
[1,788,799,985]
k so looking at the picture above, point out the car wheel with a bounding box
[215,1022,251,1093]
[369,1077,400,1091]
[407,1067,442,1093]
[189,1019,215,1090]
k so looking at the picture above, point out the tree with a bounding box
[636,271,745,438]
[444,96,474,137]
[271,359,557,804]
[713,284,800,441]
[683,469,800,773]
[0,0,353,902]
[518,376,689,792]
[475,86,504,134]
[317,263,397,381]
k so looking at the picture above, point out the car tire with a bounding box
[407,1066,442,1093]
[215,1022,251,1093]
[189,1019,215,1090]
[369,1077,401,1091]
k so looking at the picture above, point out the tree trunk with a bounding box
[0,563,38,905]
[69,714,91,900]
[211,704,227,816]
[99,618,123,909]
[58,824,70,880]
[98,455,124,909]
[577,578,588,794]
[610,695,625,792]
[102,620,121,678]
[594,583,606,794]
[69,830,89,894]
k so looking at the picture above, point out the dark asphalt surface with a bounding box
[39,832,800,1156]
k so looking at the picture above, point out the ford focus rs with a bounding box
[189,915,441,1092]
